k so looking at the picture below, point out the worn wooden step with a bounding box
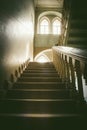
[24,69,57,73]
[70,20,87,29]
[27,66,55,69]
[17,77,61,82]
[26,67,56,70]
[0,113,86,130]
[28,62,54,66]
[6,89,71,99]
[0,99,77,114]
[13,82,68,89]
[69,29,87,37]
[27,65,55,69]
[21,72,59,77]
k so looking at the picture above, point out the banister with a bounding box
[53,46,87,62]
[52,46,87,103]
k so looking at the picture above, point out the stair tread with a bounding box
[7,89,71,99]
[0,113,82,118]
[18,77,61,82]
[14,81,65,84]
[13,81,70,89]
[21,73,59,77]
[18,77,59,79]
[8,88,70,91]
[3,99,73,101]
[0,99,77,114]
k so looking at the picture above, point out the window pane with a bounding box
[41,19,48,25]
[40,19,49,34]
[53,20,61,34]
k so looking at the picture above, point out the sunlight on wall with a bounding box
[3,18,34,65]
[5,19,34,39]
[26,43,29,59]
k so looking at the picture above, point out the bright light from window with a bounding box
[40,19,49,34]
[53,20,61,34]
[36,55,49,63]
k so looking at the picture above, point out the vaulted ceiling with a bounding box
[34,0,64,8]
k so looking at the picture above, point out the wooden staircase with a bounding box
[0,62,86,130]
[64,0,87,49]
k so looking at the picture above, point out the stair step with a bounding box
[70,20,87,29]
[24,70,57,73]
[0,114,86,130]
[27,66,55,69]
[69,29,87,37]
[7,89,71,99]
[17,77,61,82]
[0,99,76,114]
[21,72,59,77]
[13,82,68,89]
[28,62,54,66]
[26,68,56,70]
[0,113,82,118]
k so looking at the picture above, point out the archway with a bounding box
[34,49,53,63]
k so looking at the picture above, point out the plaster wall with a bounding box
[0,0,35,88]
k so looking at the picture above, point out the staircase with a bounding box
[64,0,87,49]
[0,62,86,130]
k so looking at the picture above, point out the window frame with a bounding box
[52,18,61,35]
[39,17,50,34]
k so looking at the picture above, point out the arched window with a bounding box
[52,19,61,34]
[40,18,49,34]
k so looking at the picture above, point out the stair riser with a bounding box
[13,83,67,89]
[7,91,70,99]
[24,70,57,73]
[18,78,61,82]
[0,100,76,114]
[0,116,85,130]
[21,73,59,77]
[26,68,56,70]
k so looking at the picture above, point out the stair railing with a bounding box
[53,46,87,103]
[61,0,72,45]
[2,58,30,94]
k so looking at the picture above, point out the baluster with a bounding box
[83,63,87,85]
[69,57,77,98]
[62,54,66,81]
[65,55,70,83]
[15,70,18,81]
[75,60,84,101]
[69,57,75,88]
[60,53,63,79]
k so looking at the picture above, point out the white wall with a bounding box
[0,0,35,88]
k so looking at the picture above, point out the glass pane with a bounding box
[40,19,49,34]
[53,20,61,34]
[41,19,48,25]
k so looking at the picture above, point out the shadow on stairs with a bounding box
[0,62,87,130]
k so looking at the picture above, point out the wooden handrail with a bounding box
[53,46,87,62]
[53,46,87,103]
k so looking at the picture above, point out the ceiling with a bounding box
[34,0,64,8]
